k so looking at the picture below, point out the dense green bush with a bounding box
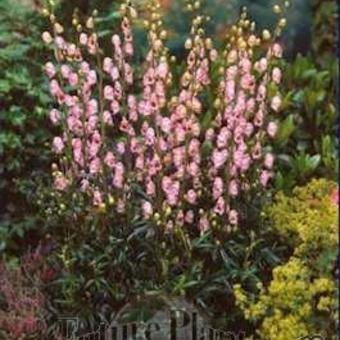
[0,0,52,254]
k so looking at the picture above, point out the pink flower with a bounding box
[61,64,71,79]
[260,170,272,187]
[185,210,194,224]
[79,33,88,45]
[271,95,282,112]
[156,62,168,79]
[103,110,113,125]
[272,67,282,84]
[186,189,197,204]
[80,179,90,192]
[104,152,116,168]
[49,79,61,97]
[145,127,155,146]
[212,149,228,168]
[257,57,268,73]
[161,117,172,133]
[267,121,278,137]
[44,62,56,78]
[104,86,114,101]
[52,136,64,154]
[213,177,224,200]
[198,215,209,232]
[229,209,238,225]
[214,197,225,216]
[272,43,283,58]
[241,74,255,90]
[142,201,153,218]
[209,49,218,61]
[264,153,274,169]
[90,157,101,174]
[117,142,125,155]
[146,179,156,196]
[124,42,134,56]
[93,190,103,206]
[42,31,52,44]
[87,70,97,85]
[49,109,61,125]
[69,72,79,87]
[87,99,98,115]
[229,180,238,197]
[54,174,68,191]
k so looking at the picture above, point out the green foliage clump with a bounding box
[234,179,338,339]
[274,0,337,191]
[0,0,53,254]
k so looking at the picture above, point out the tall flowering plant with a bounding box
[42,0,286,235]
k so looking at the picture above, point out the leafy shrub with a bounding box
[234,179,338,339]
[0,0,52,254]
[274,0,337,191]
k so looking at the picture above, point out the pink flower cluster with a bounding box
[43,5,283,233]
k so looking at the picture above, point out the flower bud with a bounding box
[185,38,193,50]
[262,29,271,41]
[273,5,281,14]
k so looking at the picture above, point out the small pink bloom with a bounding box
[264,153,274,169]
[214,197,226,216]
[209,49,218,61]
[52,136,64,153]
[145,127,155,146]
[198,215,209,232]
[161,117,172,133]
[103,110,113,125]
[267,121,278,137]
[260,170,272,187]
[186,189,197,204]
[156,62,168,79]
[272,43,283,58]
[79,33,88,45]
[60,64,70,79]
[272,67,282,84]
[213,177,224,200]
[229,180,238,197]
[212,149,228,168]
[93,190,103,206]
[117,142,125,155]
[69,72,79,87]
[54,174,68,191]
[44,62,56,78]
[80,179,90,192]
[42,31,52,44]
[104,85,114,101]
[257,57,268,73]
[229,209,238,225]
[142,201,153,218]
[90,157,101,174]
[124,42,134,56]
[87,70,97,85]
[104,151,116,168]
[49,109,61,125]
[271,95,282,112]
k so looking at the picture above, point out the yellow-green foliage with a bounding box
[234,179,338,339]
